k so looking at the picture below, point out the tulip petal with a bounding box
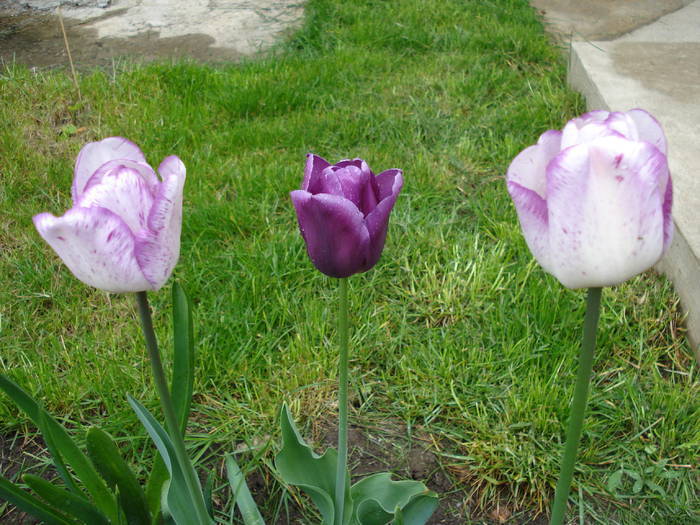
[374,168,401,201]
[361,165,394,218]
[580,110,610,122]
[333,164,371,211]
[291,190,370,278]
[73,137,148,201]
[328,159,370,204]
[77,162,155,234]
[506,130,561,198]
[359,176,379,216]
[627,108,668,155]
[83,159,159,196]
[507,180,551,272]
[33,207,151,293]
[364,170,403,269]
[134,156,186,290]
[561,117,629,149]
[607,112,641,140]
[334,159,365,170]
[317,166,344,197]
[303,154,330,193]
[546,136,669,288]
[148,156,186,234]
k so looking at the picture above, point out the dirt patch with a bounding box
[317,420,465,524]
[0,431,52,524]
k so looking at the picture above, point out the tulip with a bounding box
[33,137,185,293]
[290,154,403,278]
[506,109,672,289]
[289,154,406,524]
[508,110,674,525]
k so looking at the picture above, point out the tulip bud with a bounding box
[291,154,403,278]
[34,137,185,293]
[506,109,672,289]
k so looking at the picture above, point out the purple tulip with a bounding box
[506,109,673,289]
[33,137,186,293]
[291,154,403,278]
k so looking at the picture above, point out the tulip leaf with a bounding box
[145,456,168,522]
[274,403,351,525]
[0,475,74,525]
[23,473,111,525]
[0,374,79,494]
[391,493,439,525]
[38,410,120,522]
[127,394,211,525]
[225,454,266,525]
[354,499,392,525]
[85,426,152,525]
[0,375,118,521]
[171,281,195,434]
[351,472,437,525]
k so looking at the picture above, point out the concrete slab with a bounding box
[564,1,700,361]
[531,0,694,41]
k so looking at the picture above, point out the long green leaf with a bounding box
[171,281,195,434]
[0,375,118,521]
[23,474,111,525]
[86,426,152,525]
[225,454,266,525]
[39,410,119,522]
[0,475,74,525]
[127,395,211,525]
[0,375,78,494]
[145,456,168,521]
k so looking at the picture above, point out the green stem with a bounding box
[334,278,349,525]
[550,287,603,525]
[135,292,211,525]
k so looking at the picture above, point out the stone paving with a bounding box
[531,0,694,41]
[0,0,304,68]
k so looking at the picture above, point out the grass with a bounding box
[1,0,698,522]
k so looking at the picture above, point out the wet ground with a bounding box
[0,0,304,69]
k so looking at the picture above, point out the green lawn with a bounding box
[1,0,698,523]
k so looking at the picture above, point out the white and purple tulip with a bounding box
[33,137,185,293]
[506,109,673,289]
[291,154,403,278]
